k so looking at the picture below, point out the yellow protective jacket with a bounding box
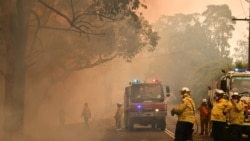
[173,94,196,124]
[114,107,123,121]
[228,100,244,125]
[211,98,230,122]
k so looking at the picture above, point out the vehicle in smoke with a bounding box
[208,68,250,137]
[124,79,170,131]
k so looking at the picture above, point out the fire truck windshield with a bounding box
[130,84,164,102]
[231,76,250,93]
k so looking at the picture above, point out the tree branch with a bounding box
[37,0,72,24]
[76,55,117,70]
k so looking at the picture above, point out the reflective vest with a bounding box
[211,98,229,122]
[174,94,196,124]
[228,100,244,125]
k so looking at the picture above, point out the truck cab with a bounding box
[124,79,170,130]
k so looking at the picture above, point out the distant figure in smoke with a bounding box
[114,103,123,130]
[59,108,65,127]
[81,102,91,128]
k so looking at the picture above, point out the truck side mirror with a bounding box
[165,86,170,97]
[220,79,227,92]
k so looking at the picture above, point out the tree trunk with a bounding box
[1,0,31,140]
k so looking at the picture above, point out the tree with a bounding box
[233,33,248,63]
[149,5,234,103]
[0,0,159,139]
[202,4,236,57]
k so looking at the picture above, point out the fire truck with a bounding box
[208,68,250,137]
[123,79,170,130]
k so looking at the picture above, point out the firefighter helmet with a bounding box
[180,87,190,95]
[181,87,190,92]
[215,89,225,95]
[117,103,122,107]
[231,92,241,98]
[202,99,207,103]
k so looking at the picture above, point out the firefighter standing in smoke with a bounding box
[227,92,244,141]
[210,89,230,141]
[171,87,196,141]
[114,103,123,130]
[198,98,210,135]
[81,102,91,128]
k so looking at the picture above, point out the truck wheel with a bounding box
[151,123,156,129]
[124,118,129,129]
[160,124,166,131]
[128,120,134,130]
[158,119,166,131]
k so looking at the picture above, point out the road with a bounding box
[15,106,213,141]
[25,112,211,141]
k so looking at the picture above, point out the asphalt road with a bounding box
[30,110,212,141]
[11,106,213,141]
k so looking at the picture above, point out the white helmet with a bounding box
[181,87,190,92]
[232,92,240,98]
[180,87,190,95]
[202,99,207,103]
[215,89,225,95]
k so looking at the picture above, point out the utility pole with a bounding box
[232,0,250,70]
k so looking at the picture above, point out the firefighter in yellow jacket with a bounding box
[171,87,196,141]
[210,89,230,141]
[114,103,123,130]
[228,92,244,141]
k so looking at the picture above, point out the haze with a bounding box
[0,0,249,141]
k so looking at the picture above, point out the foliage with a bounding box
[233,33,248,63]
[202,4,236,57]
[0,0,159,135]
[25,0,159,69]
[150,5,234,104]
[234,60,248,69]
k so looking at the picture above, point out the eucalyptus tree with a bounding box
[202,4,236,58]
[233,33,248,63]
[0,0,158,138]
[150,5,235,103]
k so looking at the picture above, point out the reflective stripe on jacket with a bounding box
[228,100,244,125]
[211,98,229,122]
[174,94,196,124]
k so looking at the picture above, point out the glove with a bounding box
[171,108,175,116]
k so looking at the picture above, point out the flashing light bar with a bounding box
[132,79,141,84]
[234,68,248,72]
[152,79,160,83]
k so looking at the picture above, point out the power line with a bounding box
[232,1,250,70]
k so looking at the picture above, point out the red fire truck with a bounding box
[124,79,170,130]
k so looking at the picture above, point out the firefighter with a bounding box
[114,103,123,130]
[198,98,209,135]
[210,89,230,141]
[171,87,196,141]
[81,102,91,128]
[228,92,244,141]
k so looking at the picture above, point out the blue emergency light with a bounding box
[132,79,141,84]
[136,104,142,109]
[234,68,247,72]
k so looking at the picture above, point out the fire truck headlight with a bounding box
[155,109,159,112]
